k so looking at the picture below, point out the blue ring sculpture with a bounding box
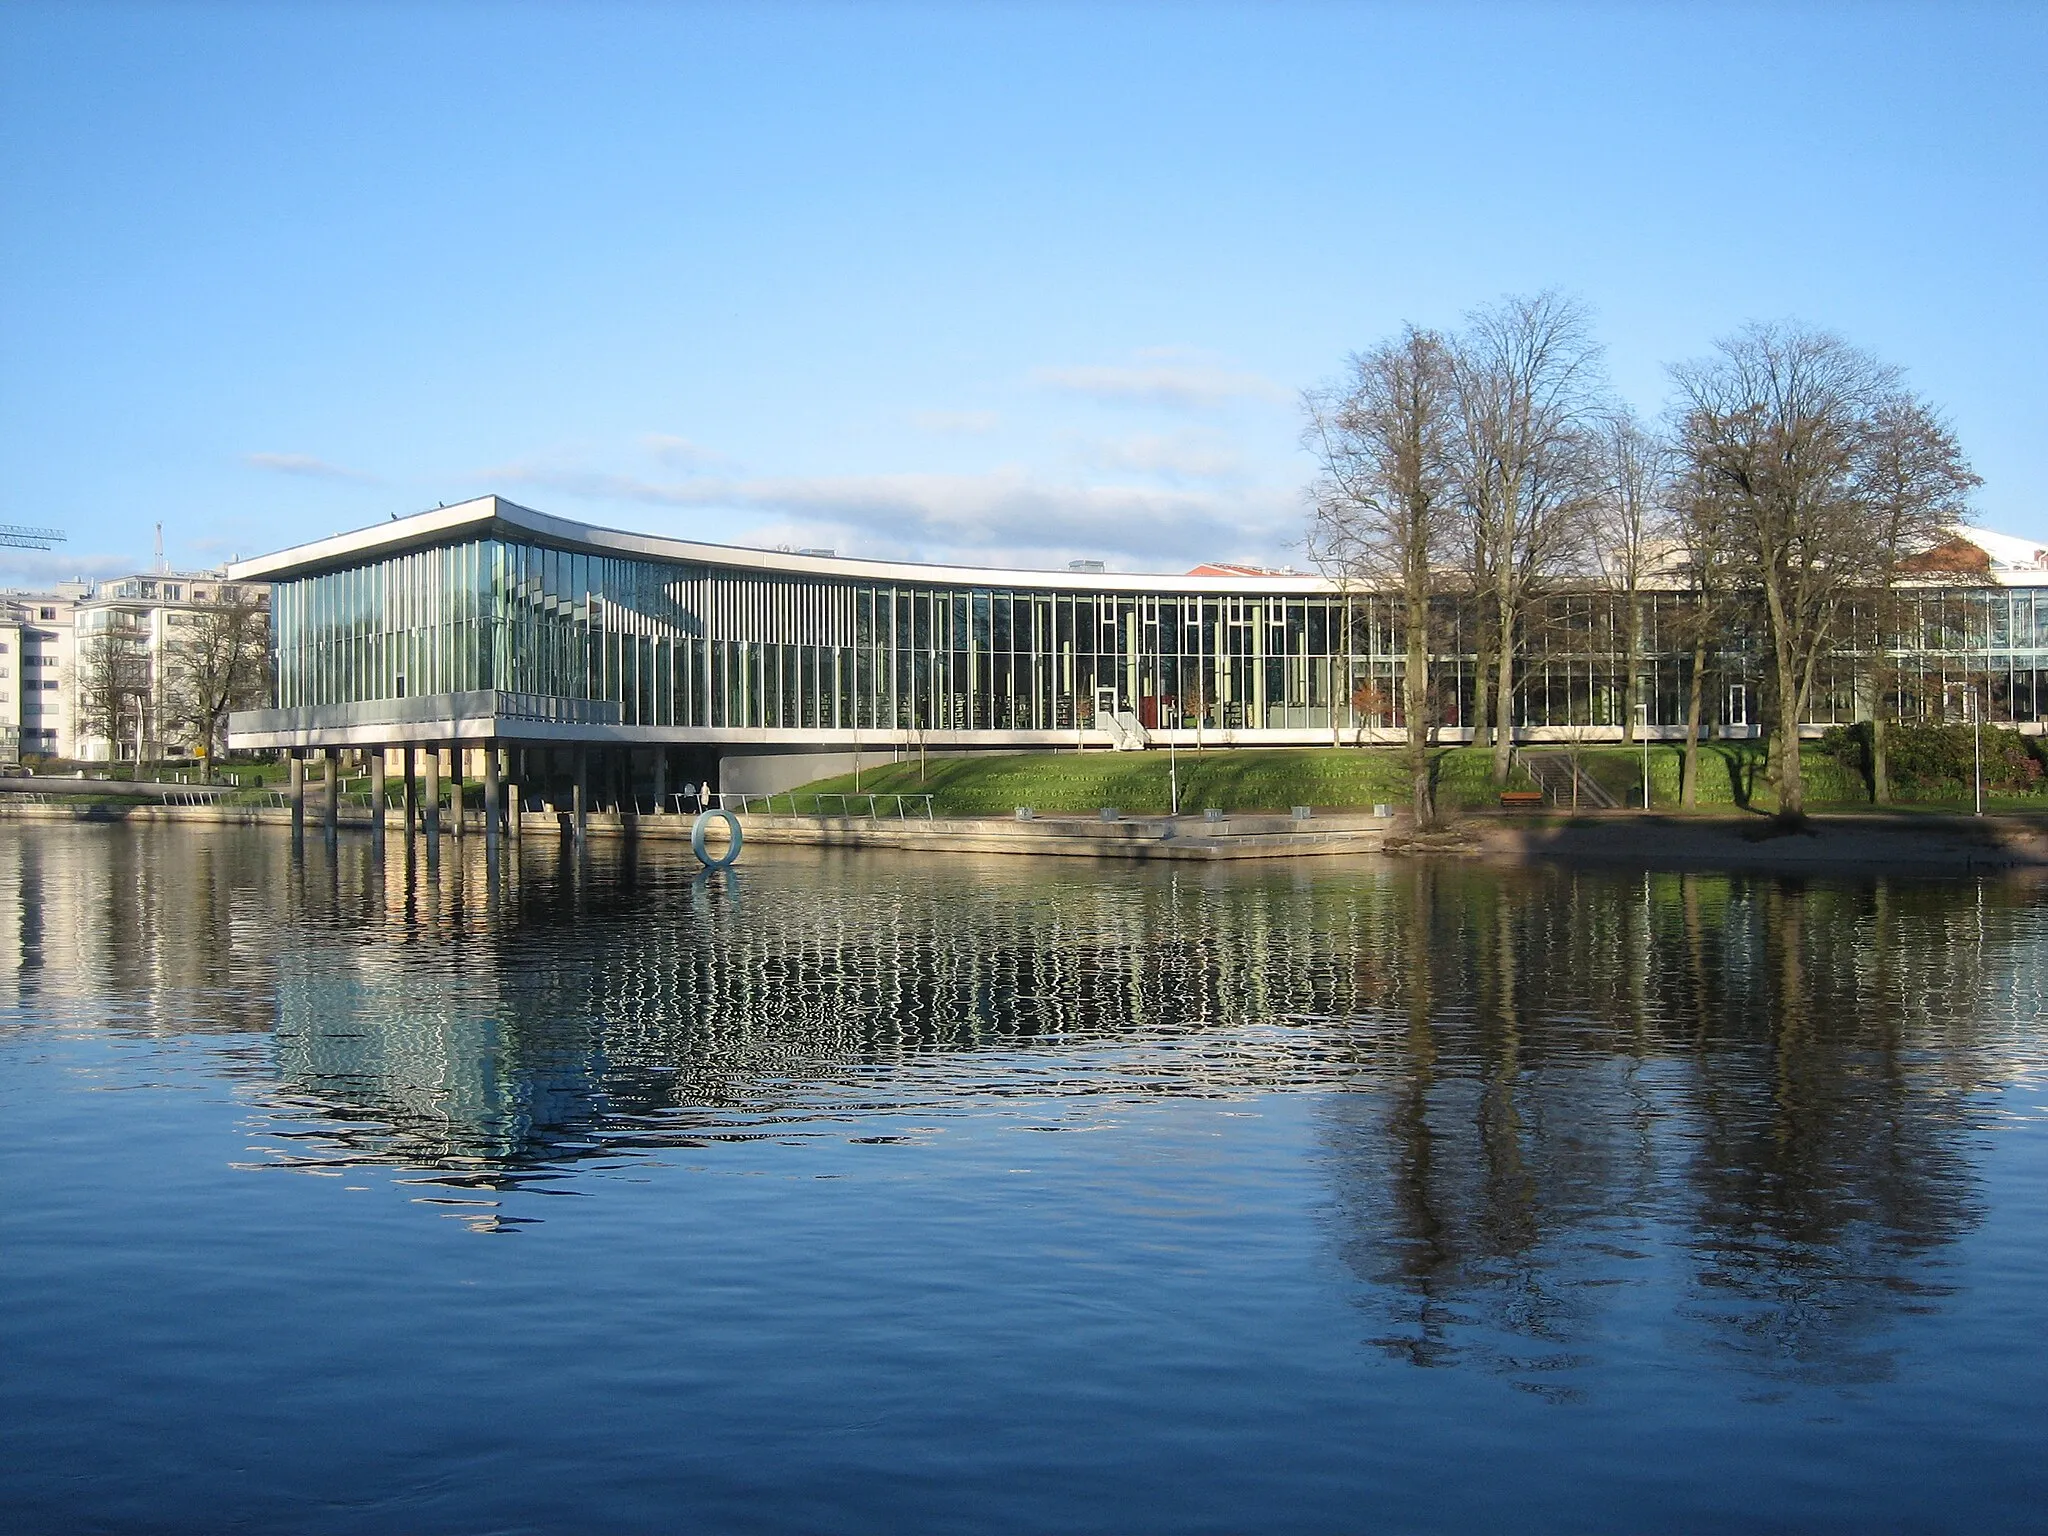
[690,807,743,868]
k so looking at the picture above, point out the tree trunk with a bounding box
[1871,713,1890,805]
[1491,607,1516,786]
[1774,647,1805,822]
[1406,593,1435,831]
[1470,591,1493,752]
[1622,594,1642,746]
[1681,633,1707,809]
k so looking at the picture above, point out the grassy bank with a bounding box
[790,742,2048,818]
[796,747,1529,817]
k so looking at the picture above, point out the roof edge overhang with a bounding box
[225,495,1332,594]
[224,497,2048,594]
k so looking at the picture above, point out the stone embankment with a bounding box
[733,810,1395,860]
[1461,810,2048,872]
[7,791,2046,871]
[0,797,1394,860]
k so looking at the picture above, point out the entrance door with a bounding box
[1094,686,1118,728]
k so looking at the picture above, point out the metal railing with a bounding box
[1521,752,1619,810]
[716,791,936,820]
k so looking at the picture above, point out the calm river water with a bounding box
[2,823,2045,1534]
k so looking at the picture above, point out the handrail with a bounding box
[716,790,934,820]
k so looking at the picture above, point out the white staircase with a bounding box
[1096,709,1152,751]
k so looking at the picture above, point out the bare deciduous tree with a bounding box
[1858,393,1980,802]
[1588,409,1673,747]
[1306,326,1458,829]
[78,632,151,779]
[1449,292,1608,784]
[162,589,271,778]
[1672,323,1902,822]
[1664,462,1731,808]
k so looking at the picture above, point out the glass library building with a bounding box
[228,495,2048,799]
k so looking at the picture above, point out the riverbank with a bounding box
[0,799,1395,860]
[8,797,2048,871]
[1454,809,2048,872]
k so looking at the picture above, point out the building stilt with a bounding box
[573,746,588,843]
[484,742,500,843]
[423,746,440,847]
[505,747,521,847]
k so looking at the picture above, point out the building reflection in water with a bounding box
[1,824,2041,1373]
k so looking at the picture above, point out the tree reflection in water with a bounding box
[1319,864,2015,1389]
[0,824,2038,1380]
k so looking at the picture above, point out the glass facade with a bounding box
[269,534,2048,736]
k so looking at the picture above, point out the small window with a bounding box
[39,607,55,620]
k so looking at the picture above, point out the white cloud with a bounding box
[1033,361,1288,410]
[908,409,1000,435]
[0,549,140,588]
[1082,430,1244,482]
[487,461,1292,569]
[642,434,733,471]
[242,451,378,484]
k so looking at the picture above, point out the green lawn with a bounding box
[787,741,2047,817]
[791,746,1530,817]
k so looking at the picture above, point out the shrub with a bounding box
[1880,721,2043,795]
[1817,723,1870,776]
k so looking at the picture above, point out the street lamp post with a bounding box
[1636,701,1651,811]
[1168,710,1180,817]
[1971,684,1984,817]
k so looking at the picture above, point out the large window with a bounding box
[270,537,2048,733]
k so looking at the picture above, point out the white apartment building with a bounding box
[1,585,83,763]
[1,571,269,765]
[69,571,270,765]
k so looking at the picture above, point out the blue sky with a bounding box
[2,1,2042,583]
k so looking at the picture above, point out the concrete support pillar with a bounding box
[288,752,305,835]
[423,746,441,844]
[505,747,521,846]
[451,747,465,842]
[484,742,500,842]
[573,746,589,842]
[402,747,418,833]
[370,750,387,847]
[323,747,340,834]
[652,748,666,815]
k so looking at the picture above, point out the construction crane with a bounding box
[0,524,66,551]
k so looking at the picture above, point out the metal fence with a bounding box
[715,791,936,820]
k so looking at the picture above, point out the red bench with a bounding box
[1499,790,1547,810]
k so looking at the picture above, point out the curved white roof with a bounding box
[227,495,1328,595]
